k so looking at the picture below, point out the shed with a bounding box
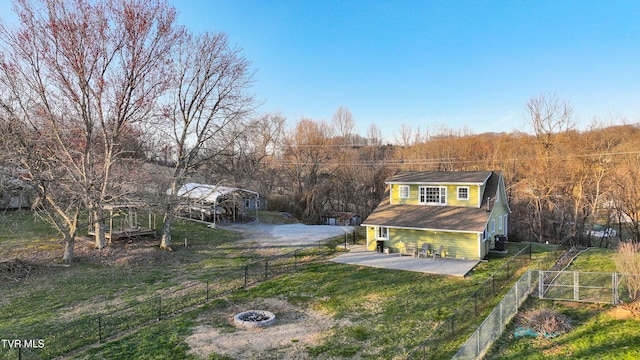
[322,212,362,226]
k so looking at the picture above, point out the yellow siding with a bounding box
[446,184,480,207]
[390,184,481,208]
[387,228,480,260]
[484,188,510,257]
[366,226,377,251]
[391,184,417,205]
[481,238,490,258]
[487,196,510,237]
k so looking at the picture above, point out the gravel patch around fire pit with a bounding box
[186,298,344,359]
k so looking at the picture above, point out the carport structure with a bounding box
[171,182,262,224]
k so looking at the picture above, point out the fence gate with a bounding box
[539,271,620,304]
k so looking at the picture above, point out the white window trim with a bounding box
[457,186,470,201]
[498,215,503,230]
[375,226,389,240]
[399,185,410,199]
[419,186,447,205]
[490,219,496,233]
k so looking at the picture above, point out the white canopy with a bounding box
[169,183,258,203]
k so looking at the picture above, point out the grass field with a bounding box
[3,210,630,359]
[484,248,640,360]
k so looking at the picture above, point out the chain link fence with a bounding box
[452,270,538,359]
[407,245,533,360]
[453,270,640,360]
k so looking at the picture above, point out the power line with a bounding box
[262,150,640,167]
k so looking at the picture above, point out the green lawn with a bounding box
[1,211,535,359]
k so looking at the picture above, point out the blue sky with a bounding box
[2,1,639,140]
[169,0,640,139]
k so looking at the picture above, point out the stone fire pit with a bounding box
[233,310,276,329]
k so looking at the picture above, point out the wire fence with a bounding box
[452,270,538,359]
[3,241,338,360]
[452,269,640,359]
[539,271,640,304]
[406,244,533,360]
[5,233,525,360]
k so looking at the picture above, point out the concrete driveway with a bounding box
[330,245,479,277]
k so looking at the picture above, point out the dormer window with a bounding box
[399,185,410,199]
[419,186,447,205]
[457,186,469,201]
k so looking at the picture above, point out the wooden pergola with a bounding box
[89,204,157,241]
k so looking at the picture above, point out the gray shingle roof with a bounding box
[363,171,501,233]
[386,171,492,185]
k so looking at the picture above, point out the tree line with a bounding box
[243,98,640,249]
[1,1,638,264]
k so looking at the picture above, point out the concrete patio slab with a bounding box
[330,245,479,277]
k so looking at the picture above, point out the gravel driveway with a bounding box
[222,222,354,247]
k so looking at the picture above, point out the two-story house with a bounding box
[361,171,510,260]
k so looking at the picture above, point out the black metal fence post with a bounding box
[157,296,162,321]
[244,265,248,288]
[492,275,496,295]
[474,292,478,318]
[294,249,298,270]
[264,260,269,279]
[98,316,102,343]
[206,280,209,302]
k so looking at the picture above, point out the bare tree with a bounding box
[526,93,575,156]
[0,0,182,261]
[158,31,254,249]
[230,112,286,194]
[366,122,383,147]
[332,106,355,145]
[282,118,334,221]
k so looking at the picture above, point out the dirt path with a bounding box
[222,222,354,247]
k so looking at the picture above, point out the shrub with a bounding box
[613,242,640,301]
[518,308,573,336]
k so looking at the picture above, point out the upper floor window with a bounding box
[457,186,469,201]
[419,186,447,205]
[399,185,410,199]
